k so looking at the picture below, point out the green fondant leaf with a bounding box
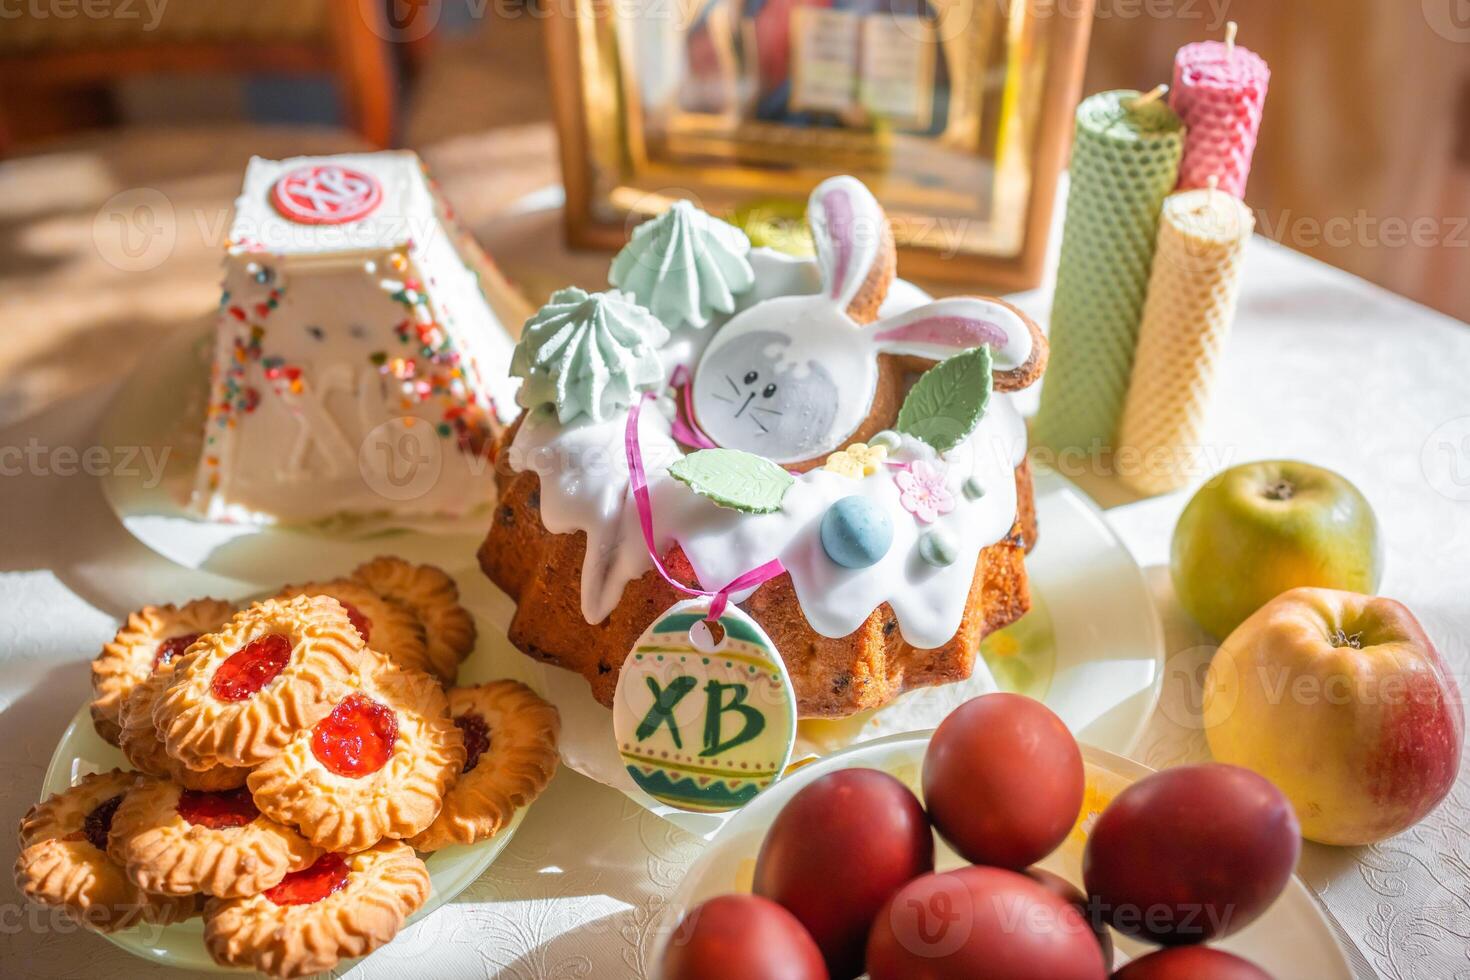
[669,448,794,514]
[896,345,994,454]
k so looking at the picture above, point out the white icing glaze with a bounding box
[505,393,1027,649]
[506,176,1033,654]
[189,151,516,525]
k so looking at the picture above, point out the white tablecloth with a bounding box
[3,218,1467,979]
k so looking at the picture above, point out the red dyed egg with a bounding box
[754,769,933,979]
[1112,946,1274,979]
[1025,867,1113,971]
[865,866,1108,980]
[1083,764,1300,945]
[662,894,828,980]
[922,694,1084,868]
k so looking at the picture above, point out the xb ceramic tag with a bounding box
[613,598,797,812]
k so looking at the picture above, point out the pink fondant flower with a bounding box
[895,460,955,523]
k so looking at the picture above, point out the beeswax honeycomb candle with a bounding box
[1117,186,1254,495]
[1033,90,1184,455]
[1170,25,1270,197]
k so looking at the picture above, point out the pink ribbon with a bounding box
[625,394,786,621]
[668,364,717,450]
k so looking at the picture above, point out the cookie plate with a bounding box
[41,597,544,974]
[653,732,1353,979]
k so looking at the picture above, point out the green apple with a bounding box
[1171,460,1382,638]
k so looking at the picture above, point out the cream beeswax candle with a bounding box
[1117,185,1254,494]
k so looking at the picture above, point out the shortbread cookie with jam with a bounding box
[272,579,431,677]
[119,667,251,791]
[154,596,365,770]
[409,681,559,852]
[14,770,198,932]
[108,777,320,898]
[203,841,430,979]
[247,652,464,852]
[91,598,234,744]
[351,556,476,683]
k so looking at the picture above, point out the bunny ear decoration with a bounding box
[808,176,895,323]
[868,297,1049,393]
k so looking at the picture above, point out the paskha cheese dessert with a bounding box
[188,152,529,525]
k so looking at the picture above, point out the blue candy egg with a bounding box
[820,495,893,569]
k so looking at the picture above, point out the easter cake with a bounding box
[479,177,1046,717]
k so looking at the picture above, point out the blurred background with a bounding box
[1,0,1465,426]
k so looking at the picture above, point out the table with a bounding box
[2,146,1467,979]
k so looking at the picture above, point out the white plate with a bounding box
[96,322,487,585]
[525,461,1166,836]
[654,732,1353,979]
[40,588,548,974]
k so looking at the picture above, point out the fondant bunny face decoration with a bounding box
[692,176,1041,464]
[694,328,841,460]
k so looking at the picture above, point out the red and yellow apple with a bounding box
[1203,587,1463,845]
[1171,460,1381,638]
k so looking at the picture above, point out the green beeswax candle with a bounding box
[1033,89,1184,455]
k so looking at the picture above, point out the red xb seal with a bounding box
[271,164,383,225]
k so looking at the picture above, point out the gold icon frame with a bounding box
[546,0,1094,290]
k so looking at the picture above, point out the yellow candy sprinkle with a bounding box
[823,441,888,478]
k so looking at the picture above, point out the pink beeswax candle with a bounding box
[1169,23,1270,197]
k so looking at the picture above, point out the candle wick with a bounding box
[1225,20,1238,58]
[1126,84,1169,113]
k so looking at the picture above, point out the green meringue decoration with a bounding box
[512,287,669,424]
[609,200,755,330]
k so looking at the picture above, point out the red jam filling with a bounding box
[211,633,291,701]
[456,712,491,774]
[81,794,123,851]
[310,693,398,777]
[176,787,258,829]
[264,853,349,906]
[339,601,372,644]
[153,633,201,671]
